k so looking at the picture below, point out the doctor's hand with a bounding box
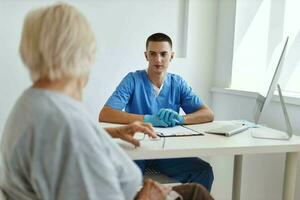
[105,121,157,147]
[144,114,168,127]
[157,108,185,127]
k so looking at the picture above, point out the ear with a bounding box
[170,52,174,61]
[144,52,149,61]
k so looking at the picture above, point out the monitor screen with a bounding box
[253,37,289,124]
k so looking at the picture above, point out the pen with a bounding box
[158,133,204,138]
[156,130,204,137]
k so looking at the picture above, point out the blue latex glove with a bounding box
[144,114,168,127]
[157,108,184,127]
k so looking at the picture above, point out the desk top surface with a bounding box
[100,121,300,159]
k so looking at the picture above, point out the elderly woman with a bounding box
[0,3,213,200]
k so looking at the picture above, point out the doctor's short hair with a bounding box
[19,3,96,82]
[146,33,173,50]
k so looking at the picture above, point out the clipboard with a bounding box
[154,125,204,137]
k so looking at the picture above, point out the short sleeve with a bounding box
[179,78,203,114]
[31,118,128,200]
[105,73,135,110]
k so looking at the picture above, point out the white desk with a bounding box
[102,121,300,200]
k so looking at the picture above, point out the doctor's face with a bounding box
[145,41,174,75]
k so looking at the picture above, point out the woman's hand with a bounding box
[135,179,171,200]
[105,121,157,147]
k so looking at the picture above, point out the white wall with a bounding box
[0,0,218,131]
[214,0,236,88]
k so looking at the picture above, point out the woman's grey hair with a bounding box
[20,3,96,82]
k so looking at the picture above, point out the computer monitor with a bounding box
[251,37,293,140]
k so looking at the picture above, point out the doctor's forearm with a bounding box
[183,106,214,124]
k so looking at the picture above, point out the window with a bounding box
[231,0,300,96]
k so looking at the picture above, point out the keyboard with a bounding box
[205,121,251,136]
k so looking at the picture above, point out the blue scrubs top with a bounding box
[105,70,203,115]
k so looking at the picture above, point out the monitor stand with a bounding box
[251,84,293,140]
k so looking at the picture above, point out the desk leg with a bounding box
[282,152,299,200]
[232,155,243,200]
